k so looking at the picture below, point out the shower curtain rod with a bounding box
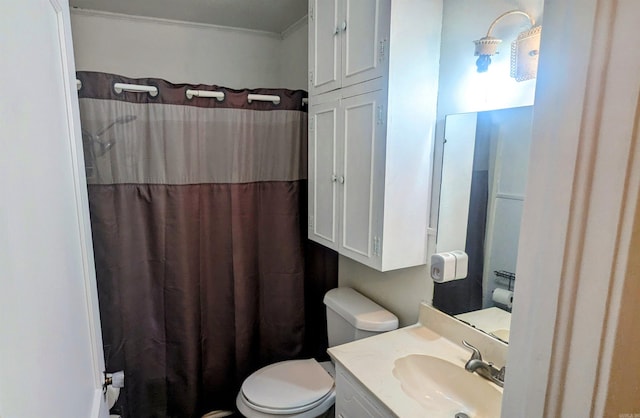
[76,79,308,105]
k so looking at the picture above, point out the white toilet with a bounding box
[236,287,398,418]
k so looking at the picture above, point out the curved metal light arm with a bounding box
[486,10,535,37]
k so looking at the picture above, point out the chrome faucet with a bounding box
[462,340,506,388]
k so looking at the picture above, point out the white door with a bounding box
[339,89,386,269]
[0,2,109,418]
[341,0,390,88]
[308,92,342,250]
[309,0,341,95]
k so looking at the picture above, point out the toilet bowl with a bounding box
[236,360,336,418]
[236,287,398,417]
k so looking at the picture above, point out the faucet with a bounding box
[461,340,505,388]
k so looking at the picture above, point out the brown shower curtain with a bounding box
[77,72,337,418]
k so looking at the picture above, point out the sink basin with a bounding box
[392,354,502,418]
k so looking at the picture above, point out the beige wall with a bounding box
[70,10,300,90]
[339,259,430,327]
[339,0,544,326]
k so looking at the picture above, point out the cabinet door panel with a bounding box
[309,0,341,95]
[342,0,390,88]
[335,366,388,417]
[308,98,341,249]
[340,90,385,263]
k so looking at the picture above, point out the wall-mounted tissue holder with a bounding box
[430,250,468,283]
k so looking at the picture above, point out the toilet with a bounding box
[236,287,398,418]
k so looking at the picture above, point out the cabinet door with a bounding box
[309,0,341,95]
[341,0,390,88]
[339,89,386,268]
[308,95,342,250]
[335,365,389,417]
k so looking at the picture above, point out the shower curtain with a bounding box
[77,71,337,417]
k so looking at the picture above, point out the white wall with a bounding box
[436,0,543,118]
[69,2,547,327]
[1,3,108,416]
[339,260,431,327]
[279,19,308,91]
[70,10,284,89]
[432,0,544,235]
[340,0,544,326]
[482,106,533,306]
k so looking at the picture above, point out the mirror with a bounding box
[433,105,534,343]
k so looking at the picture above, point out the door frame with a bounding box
[504,0,640,416]
[55,0,109,414]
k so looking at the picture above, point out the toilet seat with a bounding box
[239,389,334,415]
[238,359,335,416]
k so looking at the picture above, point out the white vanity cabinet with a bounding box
[307,0,443,271]
[334,363,393,418]
[308,0,391,95]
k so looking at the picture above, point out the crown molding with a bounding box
[70,8,282,39]
[281,15,308,39]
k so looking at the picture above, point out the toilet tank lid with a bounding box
[323,288,399,332]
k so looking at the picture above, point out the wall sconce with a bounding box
[473,10,542,81]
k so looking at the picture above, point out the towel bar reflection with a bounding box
[494,270,516,291]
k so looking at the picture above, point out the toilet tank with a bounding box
[323,287,399,347]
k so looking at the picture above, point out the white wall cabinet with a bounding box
[308,1,443,271]
[308,82,386,268]
[308,0,390,95]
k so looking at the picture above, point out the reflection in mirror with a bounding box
[433,106,534,343]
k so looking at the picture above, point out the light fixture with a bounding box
[473,10,541,80]
[474,36,502,73]
[510,25,542,81]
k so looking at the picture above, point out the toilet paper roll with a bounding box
[105,370,124,410]
[430,252,457,283]
[492,288,514,309]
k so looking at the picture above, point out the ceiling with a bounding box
[69,0,308,34]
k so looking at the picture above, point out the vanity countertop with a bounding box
[327,303,507,418]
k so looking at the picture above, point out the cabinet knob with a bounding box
[338,175,345,184]
[334,26,340,35]
[341,21,347,31]
[331,174,338,182]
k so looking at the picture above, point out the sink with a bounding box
[392,354,502,418]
